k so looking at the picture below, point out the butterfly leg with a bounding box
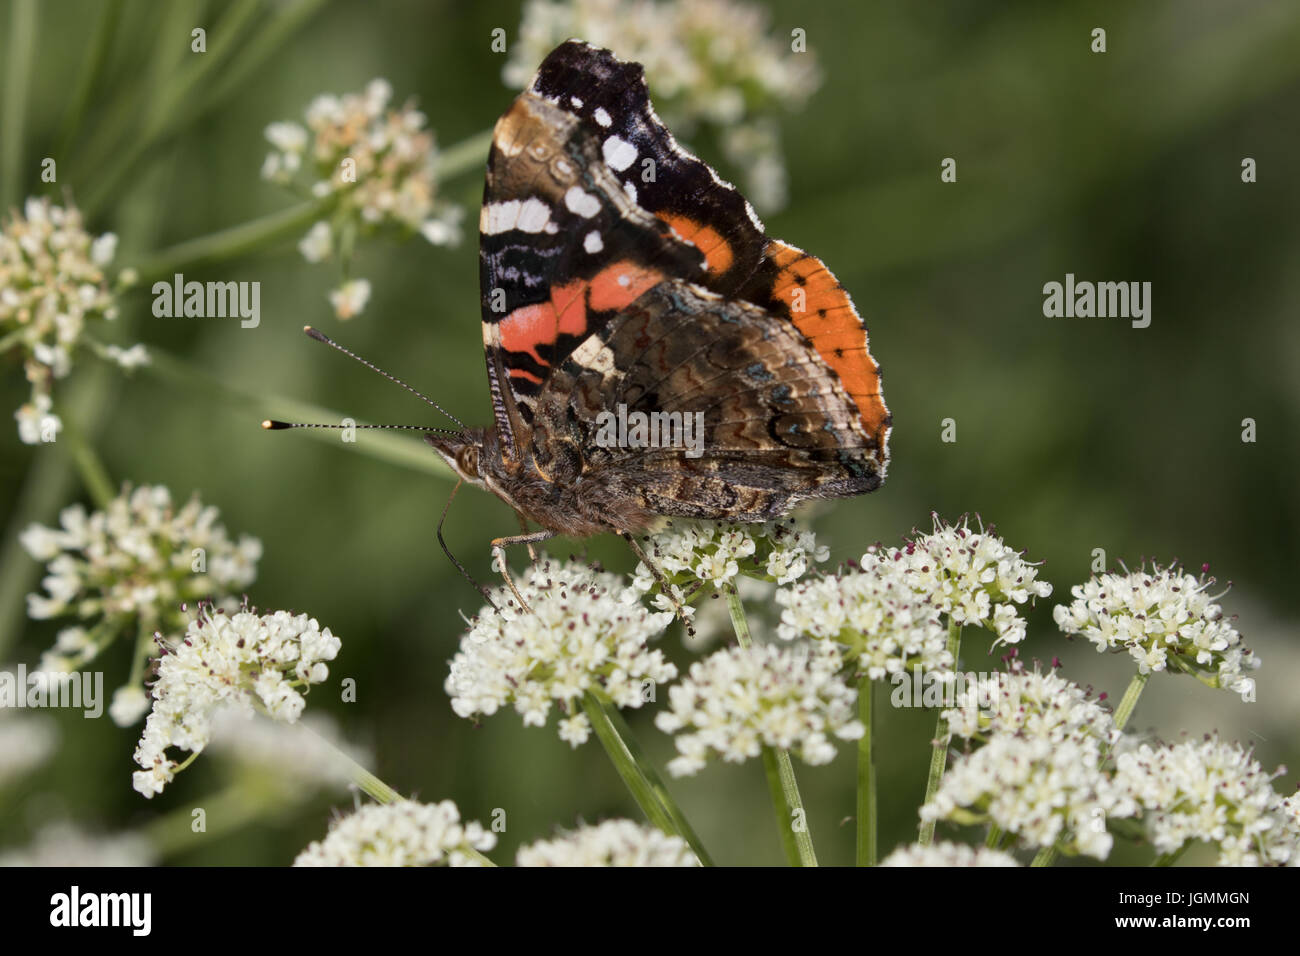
[620,531,694,635]
[490,530,557,613]
[516,513,540,564]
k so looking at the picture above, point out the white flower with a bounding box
[504,0,820,212]
[297,221,333,263]
[293,799,495,866]
[328,278,371,319]
[1054,564,1260,699]
[263,78,462,311]
[21,484,261,679]
[102,343,150,369]
[775,557,950,680]
[132,604,340,798]
[108,684,151,727]
[14,393,60,445]
[655,641,862,776]
[942,661,1119,748]
[1112,735,1299,866]
[920,732,1135,860]
[630,519,829,610]
[880,842,1020,867]
[1,197,137,442]
[867,515,1052,647]
[517,820,698,866]
[446,560,676,745]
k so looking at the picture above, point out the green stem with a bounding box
[857,674,876,866]
[985,824,1004,849]
[1030,844,1058,867]
[142,782,275,857]
[1,0,37,212]
[1112,671,1149,734]
[297,721,402,805]
[58,412,115,509]
[919,615,962,845]
[724,582,817,866]
[581,691,713,865]
[1151,843,1190,867]
[55,0,122,161]
[139,347,455,479]
[129,194,340,285]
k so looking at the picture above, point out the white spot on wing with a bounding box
[602,136,636,172]
[516,197,553,233]
[564,186,602,219]
[570,96,584,108]
[583,231,604,253]
[593,107,612,127]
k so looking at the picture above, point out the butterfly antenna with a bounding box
[438,478,498,609]
[301,325,465,429]
[261,420,459,433]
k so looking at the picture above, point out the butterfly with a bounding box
[423,40,890,564]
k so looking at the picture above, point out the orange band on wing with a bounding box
[587,260,665,312]
[498,278,589,365]
[657,213,734,276]
[765,241,887,439]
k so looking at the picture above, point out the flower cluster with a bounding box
[775,558,950,680]
[1053,564,1259,700]
[920,733,1134,860]
[1113,736,1299,866]
[446,561,676,746]
[1,197,142,443]
[630,519,829,615]
[880,841,1020,867]
[517,820,698,866]
[655,641,862,776]
[261,78,461,319]
[505,0,822,211]
[132,604,340,797]
[21,485,261,715]
[942,662,1119,749]
[867,515,1053,647]
[293,800,495,867]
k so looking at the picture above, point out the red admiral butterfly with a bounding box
[432,41,889,547]
[270,41,890,583]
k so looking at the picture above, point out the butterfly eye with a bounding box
[457,445,480,478]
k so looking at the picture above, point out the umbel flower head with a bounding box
[942,660,1119,749]
[505,0,820,211]
[1112,735,1299,866]
[446,561,676,747]
[132,603,340,798]
[1053,562,1259,700]
[655,641,863,776]
[1,197,143,443]
[630,519,829,614]
[261,78,462,320]
[293,799,496,867]
[517,820,699,866]
[920,732,1136,860]
[880,841,1020,868]
[867,514,1053,647]
[775,558,951,681]
[21,484,261,716]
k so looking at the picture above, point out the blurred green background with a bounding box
[1,0,1297,866]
